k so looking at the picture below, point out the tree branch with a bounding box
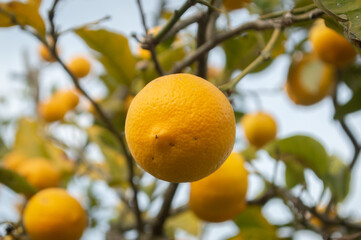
[136,0,164,76]
[150,183,179,237]
[150,0,198,46]
[333,231,361,240]
[260,3,317,19]
[332,82,361,170]
[195,15,208,78]
[48,0,61,43]
[169,8,323,74]
[195,0,222,78]
[5,9,145,232]
[161,12,206,43]
[219,27,282,91]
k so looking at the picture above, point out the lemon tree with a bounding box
[0,0,361,240]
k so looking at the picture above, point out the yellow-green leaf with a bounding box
[0,167,37,194]
[87,125,121,153]
[285,160,305,189]
[0,1,46,37]
[265,135,329,180]
[165,211,202,237]
[317,0,361,44]
[325,156,350,202]
[223,30,285,75]
[75,28,136,87]
[87,125,128,186]
[234,206,274,230]
[13,118,75,180]
[13,118,48,158]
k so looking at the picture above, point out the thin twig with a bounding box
[151,183,179,237]
[136,0,164,76]
[169,204,188,216]
[332,82,361,170]
[153,0,166,26]
[333,231,361,240]
[161,12,206,43]
[195,16,208,78]
[197,0,221,11]
[219,27,282,91]
[260,3,317,19]
[151,0,198,46]
[136,0,149,33]
[195,0,222,78]
[48,0,61,43]
[169,8,323,74]
[50,46,144,233]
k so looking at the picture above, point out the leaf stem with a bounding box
[152,0,198,45]
[260,3,317,19]
[218,28,282,92]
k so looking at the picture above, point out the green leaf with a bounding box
[0,167,36,194]
[234,110,245,123]
[340,65,361,91]
[87,125,121,153]
[325,156,350,202]
[223,30,285,74]
[87,125,128,186]
[13,118,48,158]
[285,160,305,189]
[103,149,128,187]
[294,0,314,8]
[317,0,361,44]
[240,146,258,162]
[233,206,280,239]
[12,118,75,181]
[141,180,157,200]
[165,210,202,237]
[0,1,46,37]
[229,229,280,240]
[334,88,361,119]
[265,135,329,180]
[234,206,274,230]
[75,28,136,87]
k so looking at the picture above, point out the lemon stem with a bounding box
[219,28,282,92]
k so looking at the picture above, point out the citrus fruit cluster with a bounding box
[38,89,80,122]
[2,151,87,240]
[285,18,356,106]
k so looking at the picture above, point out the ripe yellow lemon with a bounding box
[17,158,60,190]
[23,188,87,240]
[38,97,68,122]
[241,112,277,148]
[39,44,57,62]
[38,89,79,122]
[286,53,335,106]
[2,152,26,171]
[189,152,248,222]
[125,73,235,182]
[67,56,91,78]
[223,0,251,11]
[53,89,80,110]
[309,19,356,67]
